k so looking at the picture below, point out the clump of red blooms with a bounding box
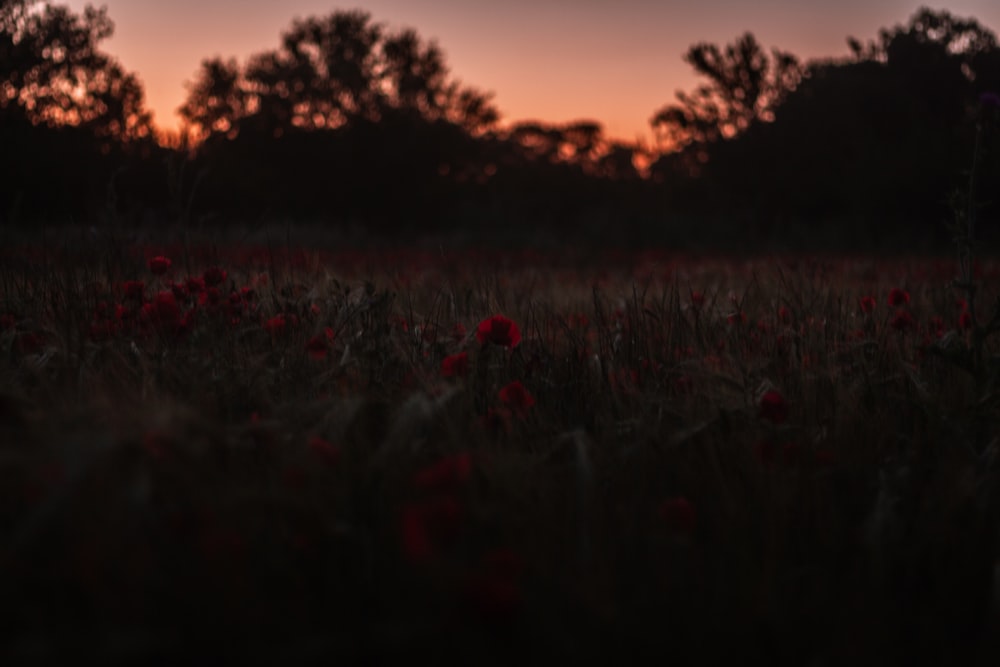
[476,314,521,348]
[859,295,876,314]
[141,291,184,335]
[758,389,789,424]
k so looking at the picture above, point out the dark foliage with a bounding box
[2,3,999,250]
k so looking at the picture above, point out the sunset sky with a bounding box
[62,1,1000,142]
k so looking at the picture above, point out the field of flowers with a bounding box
[2,236,1000,663]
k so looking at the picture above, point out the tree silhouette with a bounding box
[1,0,152,141]
[650,7,1000,246]
[650,32,801,160]
[180,10,498,141]
[1,0,160,225]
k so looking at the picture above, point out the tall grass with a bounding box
[1,238,999,664]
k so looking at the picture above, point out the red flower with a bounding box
[476,314,521,348]
[414,452,472,491]
[888,288,910,307]
[198,287,222,308]
[499,380,535,415]
[148,256,172,275]
[203,266,227,287]
[959,310,973,331]
[659,497,697,536]
[141,291,182,333]
[441,351,470,378]
[758,389,789,424]
[305,333,329,359]
[263,314,287,335]
[890,309,914,332]
[859,295,876,314]
[777,305,792,324]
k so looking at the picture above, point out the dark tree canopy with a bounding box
[650,32,802,159]
[1,0,163,225]
[179,10,499,142]
[1,0,152,141]
[648,7,1000,246]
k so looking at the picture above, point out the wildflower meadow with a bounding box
[3,235,1000,663]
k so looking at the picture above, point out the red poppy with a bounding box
[263,314,287,335]
[690,291,705,310]
[758,389,789,424]
[198,287,222,308]
[476,314,522,348]
[203,266,227,287]
[441,351,470,378]
[959,310,973,331]
[777,305,792,324]
[888,288,910,307]
[659,497,697,535]
[305,334,329,359]
[859,295,876,314]
[148,256,172,275]
[499,380,535,415]
[141,291,182,333]
[414,452,472,491]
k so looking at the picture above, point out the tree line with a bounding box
[2,1,999,248]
